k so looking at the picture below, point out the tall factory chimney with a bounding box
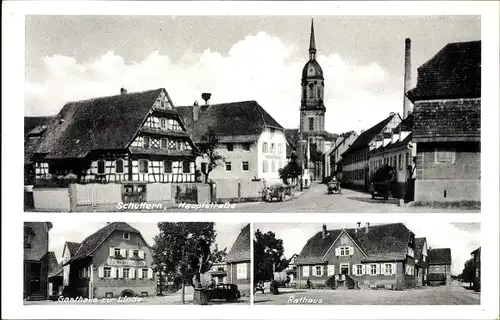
[403,38,413,119]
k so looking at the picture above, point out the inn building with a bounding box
[60,222,156,298]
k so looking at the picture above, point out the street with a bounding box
[254,281,480,305]
[165,183,480,213]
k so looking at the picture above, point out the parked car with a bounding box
[369,182,390,200]
[206,284,241,301]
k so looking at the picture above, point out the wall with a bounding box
[147,183,173,202]
[428,264,451,284]
[257,129,288,183]
[213,179,263,202]
[70,184,122,207]
[33,188,71,212]
[227,261,250,296]
[24,222,50,261]
[90,230,156,298]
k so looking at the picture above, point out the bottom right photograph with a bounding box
[253,222,480,305]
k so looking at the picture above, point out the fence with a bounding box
[213,179,263,203]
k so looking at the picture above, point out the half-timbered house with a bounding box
[27,88,197,185]
[61,222,156,299]
[295,223,417,290]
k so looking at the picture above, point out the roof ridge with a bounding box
[255,102,268,128]
[74,222,118,258]
[64,88,164,105]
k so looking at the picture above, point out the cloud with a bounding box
[25,32,401,134]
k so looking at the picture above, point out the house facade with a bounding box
[24,222,53,300]
[27,88,197,186]
[226,224,250,296]
[342,113,401,189]
[414,237,428,286]
[408,41,481,203]
[323,131,358,180]
[471,247,480,292]
[427,248,452,285]
[178,100,287,185]
[207,261,228,284]
[61,222,156,298]
[295,223,417,290]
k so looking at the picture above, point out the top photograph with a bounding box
[24,16,481,213]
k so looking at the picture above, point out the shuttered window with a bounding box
[116,159,124,173]
[97,160,105,174]
[237,263,248,280]
[302,266,310,277]
[103,267,111,278]
[183,161,191,174]
[164,161,172,173]
[139,160,149,173]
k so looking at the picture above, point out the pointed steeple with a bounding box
[309,19,317,59]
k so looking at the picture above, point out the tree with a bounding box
[460,258,476,288]
[253,229,289,284]
[278,151,302,185]
[151,222,226,304]
[198,129,225,183]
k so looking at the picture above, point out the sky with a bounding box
[254,222,480,276]
[25,15,480,134]
[48,222,247,264]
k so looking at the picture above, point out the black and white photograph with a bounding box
[23,15,481,213]
[23,222,250,305]
[253,222,480,305]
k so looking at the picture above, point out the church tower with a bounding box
[300,19,326,152]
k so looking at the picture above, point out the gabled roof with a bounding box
[412,99,480,142]
[64,241,82,257]
[226,224,250,263]
[325,131,356,156]
[407,41,481,101]
[47,251,63,278]
[32,88,188,159]
[25,117,54,164]
[371,132,413,155]
[414,237,426,261]
[177,101,283,144]
[343,114,397,155]
[428,248,452,265]
[296,223,413,265]
[64,222,144,265]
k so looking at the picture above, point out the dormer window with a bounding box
[123,232,130,240]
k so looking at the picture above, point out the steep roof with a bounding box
[226,224,250,263]
[65,241,82,257]
[414,237,426,261]
[407,41,481,101]
[25,117,54,164]
[32,88,186,159]
[412,99,480,142]
[343,114,396,155]
[177,101,283,144]
[25,116,54,136]
[428,248,452,265]
[64,222,144,265]
[46,251,61,276]
[296,223,413,264]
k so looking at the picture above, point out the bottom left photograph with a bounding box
[23,222,250,305]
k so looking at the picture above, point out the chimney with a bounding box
[403,38,413,119]
[201,93,212,106]
[322,224,327,238]
[364,222,370,234]
[193,101,200,122]
[120,87,128,95]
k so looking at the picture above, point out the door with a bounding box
[29,262,42,293]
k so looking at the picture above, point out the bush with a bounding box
[325,276,337,289]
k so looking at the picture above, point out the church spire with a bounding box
[309,19,317,60]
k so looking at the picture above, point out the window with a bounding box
[370,264,377,275]
[164,161,172,173]
[384,264,392,275]
[227,143,234,151]
[142,269,148,279]
[114,248,121,257]
[278,143,283,155]
[327,265,335,276]
[270,143,276,154]
[183,161,191,174]
[104,267,112,278]
[123,232,130,240]
[356,265,363,275]
[160,118,166,128]
[308,117,314,131]
[302,266,310,277]
[116,159,124,173]
[435,149,455,164]
[123,268,130,278]
[262,160,268,173]
[339,247,350,256]
[242,161,249,172]
[340,263,349,275]
[133,249,140,258]
[143,136,150,149]
[225,162,232,172]
[242,143,250,151]
[237,263,248,280]
[262,142,268,153]
[97,160,105,174]
[398,154,403,170]
[314,266,323,276]
[139,160,149,173]
[271,160,276,173]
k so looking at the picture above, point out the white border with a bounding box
[2,1,499,319]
